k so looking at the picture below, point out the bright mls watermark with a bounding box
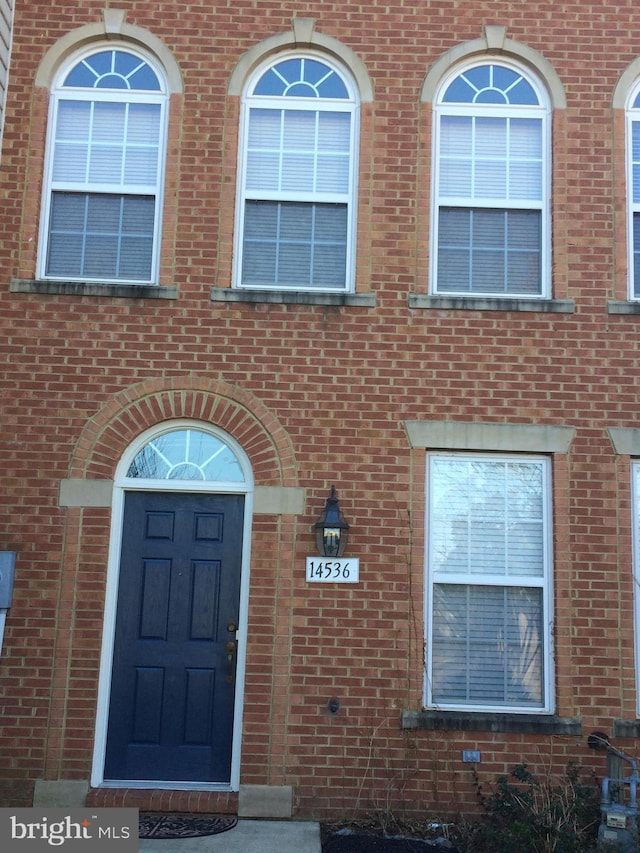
[0,808,138,851]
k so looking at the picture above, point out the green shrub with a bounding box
[466,761,601,853]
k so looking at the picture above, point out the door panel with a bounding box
[104,491,244,783]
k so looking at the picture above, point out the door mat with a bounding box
[138,812,238,839]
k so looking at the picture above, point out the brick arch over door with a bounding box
[44,376,299,793]
[68,376,298,486]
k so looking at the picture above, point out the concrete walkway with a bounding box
[139,819,322,853]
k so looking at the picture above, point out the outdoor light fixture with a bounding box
[314,486,350,557]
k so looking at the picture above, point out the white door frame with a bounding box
[91,420,254,791]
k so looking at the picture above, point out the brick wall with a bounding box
[0,0,638,820]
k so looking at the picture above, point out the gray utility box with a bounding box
[598,750,639,852]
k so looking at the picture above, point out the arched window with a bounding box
[432,61,550,298]
[235,54,359,292]
[125,427,246,483]
[627,83,640,299]
[39,46,169,284]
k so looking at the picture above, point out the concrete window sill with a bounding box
[11,279,178,300]
[614,719,640,738]
[402,710,582,736]
[608,300,640,315]
[210,287,376,307]
[409,295,575,313]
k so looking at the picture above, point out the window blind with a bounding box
[438,208,541,294]
[432,584,543,706]
[46,192,154,280]
[439,116,542,203]
[246,108,350,196]
[53,101,160,188]
[242,200,347,287]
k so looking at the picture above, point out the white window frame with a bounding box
[38,43,169,285]
[425,452,554,713]
[626,84,640,300]
[234,51,359,292]
[430,59,551,299]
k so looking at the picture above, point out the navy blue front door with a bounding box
[104,491,244,783]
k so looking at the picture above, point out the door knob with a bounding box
[226,621,238,633]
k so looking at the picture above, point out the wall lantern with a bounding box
[314,486,350,557]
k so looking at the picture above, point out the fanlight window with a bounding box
[126,429,245,482]
[441,64,539,105]
[62,49,162,90]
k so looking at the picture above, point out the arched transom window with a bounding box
[126,428,245,483]
[39,47,168,284]
[432,62,549,298]
[235,55,359,292]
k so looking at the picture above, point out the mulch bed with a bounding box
[322,827,459,853]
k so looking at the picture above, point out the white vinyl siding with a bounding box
[236,55,358,291]
[426,454,553,712]
[39,48,167,284]
[432,62,550,298]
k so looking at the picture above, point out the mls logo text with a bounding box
[1,809,138,851]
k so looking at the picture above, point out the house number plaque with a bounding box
[305,557,360,583]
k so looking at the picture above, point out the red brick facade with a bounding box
[1,0,639,821]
